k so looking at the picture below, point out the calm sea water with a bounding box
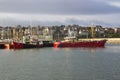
[0,44,120,80]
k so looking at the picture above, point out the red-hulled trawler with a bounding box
[54,40,107,48]
[54,25,107,48]
[12,35,43,49]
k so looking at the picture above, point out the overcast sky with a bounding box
[0,0,120,27]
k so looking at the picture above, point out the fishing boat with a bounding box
[12,33,44,49]
[13,41,43,49]
[54,25,107,48]
[54,40,107,48]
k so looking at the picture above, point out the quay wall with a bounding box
[79,38,120,44]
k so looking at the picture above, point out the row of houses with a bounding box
[0,25,120,41]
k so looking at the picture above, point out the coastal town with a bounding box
[0,24,120,42]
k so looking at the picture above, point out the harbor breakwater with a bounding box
[79,38,120,44]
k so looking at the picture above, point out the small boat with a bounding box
[54,40,107,48]
[0,40,14,49]
[13,41,43,49]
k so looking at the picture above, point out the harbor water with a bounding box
[0,44,120,80]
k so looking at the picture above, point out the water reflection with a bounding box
[0,45,120,80]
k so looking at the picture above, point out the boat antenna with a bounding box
[91,24,95,38]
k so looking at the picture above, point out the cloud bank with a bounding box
[0,0,120,27]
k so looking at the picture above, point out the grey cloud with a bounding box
[0,0,120,15]
[2,19,63,26]
[64,18,114,27]
[2,17,117,27]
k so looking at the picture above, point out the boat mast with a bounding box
[91,24,95,38]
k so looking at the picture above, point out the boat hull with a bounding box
[54,40,107,48]
[13,42,43,49]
